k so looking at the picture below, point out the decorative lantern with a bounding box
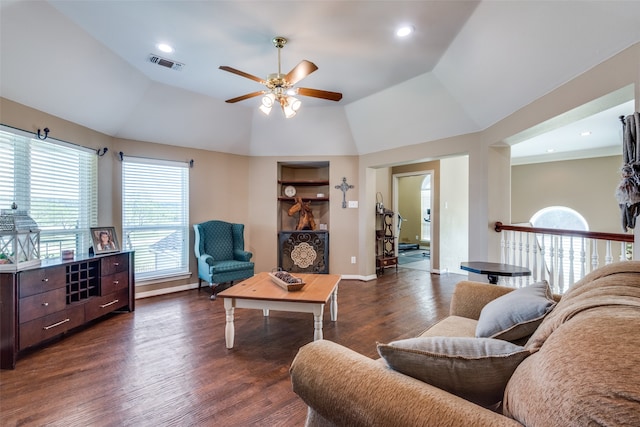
[0,203,41,271]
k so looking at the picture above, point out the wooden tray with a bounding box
[268,272,305,291]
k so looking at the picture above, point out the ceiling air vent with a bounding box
[148,54,184,71]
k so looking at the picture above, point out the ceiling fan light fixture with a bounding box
[262,93,275,107]
[259,104,273,116]
[288,96,301,111]
[282,107,297,119]
[281,96,301,118]
[259,93,275,115]
[220,35,342,117]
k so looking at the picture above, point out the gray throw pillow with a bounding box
[476,281,556,341]
[377,337,530,406]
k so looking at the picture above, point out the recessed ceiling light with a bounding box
[157,43,174,53]
[580,131,592,136]
[396,25,414,38]
[546,148,556,153]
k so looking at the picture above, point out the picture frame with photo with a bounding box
[90,227,120,254]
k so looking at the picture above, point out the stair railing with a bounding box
[494,222,633,294]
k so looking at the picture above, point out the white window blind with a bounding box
[0,126,98,258]
[122,156,189,281]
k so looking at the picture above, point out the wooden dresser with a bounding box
[0,251,134,369]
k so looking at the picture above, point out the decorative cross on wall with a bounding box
[335,177,354,208]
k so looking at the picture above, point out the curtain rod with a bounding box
[118,151,194,168]
[1,123,108,156]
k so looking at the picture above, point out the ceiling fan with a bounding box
[219,36,343,118]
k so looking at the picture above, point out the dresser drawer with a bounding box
[19,304,85,350]
[100,270,129,296]
[377,257,398,267]
[19,266,66,298]
[101,254,129,276]
[84,288,129,322]
[19,287,67,324]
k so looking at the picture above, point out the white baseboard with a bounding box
[341,274,377,281]
[135,282,200,299]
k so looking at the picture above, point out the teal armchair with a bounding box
[193,220,254,300]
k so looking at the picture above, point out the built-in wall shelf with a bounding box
[278,162,330,264]
[278,180,330,186]
[278,196,330,202]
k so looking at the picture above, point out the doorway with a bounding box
[393,171,433,272]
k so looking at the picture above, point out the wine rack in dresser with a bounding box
[0,251,134,369]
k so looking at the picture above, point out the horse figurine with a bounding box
[288,197,317,230]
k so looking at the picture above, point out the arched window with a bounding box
[530,206,588,285]
[530,206,588,231]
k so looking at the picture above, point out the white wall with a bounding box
[439,156,469,274]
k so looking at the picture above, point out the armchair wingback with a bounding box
[193,220,254,299]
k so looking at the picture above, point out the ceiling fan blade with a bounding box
[296,87,343,102]
[225,91,264,103]
[285,60,318,85]
[219,66,265,84]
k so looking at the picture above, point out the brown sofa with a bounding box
[290,261,640,426]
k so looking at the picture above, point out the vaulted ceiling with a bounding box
[1,1,639,158]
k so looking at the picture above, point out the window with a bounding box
[122,156,189,282]
[0,126,97,258]
[530,206,589,284]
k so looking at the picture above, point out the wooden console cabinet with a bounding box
[0,251,134,369]
[278,230,329,274]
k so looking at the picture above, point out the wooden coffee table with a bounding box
[217,272,341,349]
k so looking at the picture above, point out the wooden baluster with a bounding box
[580,237,586,279]
[532,232,538,282]
[591,238,599,271]
[568,236,575,288]
[557,235,564,294]
[539,234,546,282]
[511,230,517,271]
[620,241,627,262]
[605,240,613,265]
[525,232,531,284]
[515,231,524,288]
[500,229,506,264]
[548,236,556,292]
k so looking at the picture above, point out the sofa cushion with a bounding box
[504,307,640,426]
[475,281,556,341]
[526,261,640,351]
[417,315,478,338]
[377,337,531,407]
[504,261,640,425]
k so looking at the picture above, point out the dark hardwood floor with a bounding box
[0,269,464,426]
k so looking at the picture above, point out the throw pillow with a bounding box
[377,337,530,407]
[476,281,556,341]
